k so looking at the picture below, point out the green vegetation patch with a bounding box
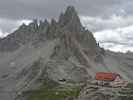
[27,79,81,100]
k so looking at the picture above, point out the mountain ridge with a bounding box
[0,6,133,100]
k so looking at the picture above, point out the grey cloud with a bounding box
[120,0,133,15]
[0,0,75,20]
[93,25,133,52]
[0,0,126,33]
[0,0,126,20]
[0,0,132,33]
[81,15,133,32]
[99,41,133,47]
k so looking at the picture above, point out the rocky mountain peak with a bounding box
[0,6,97,53]
[58,6,82,32]
[39,19,49,27]
[51,19,57,26]
[28,19,39,32]
[64,6,78,20]
[38,19,49,33]
[46,18,63,39]
[19,23,27,29]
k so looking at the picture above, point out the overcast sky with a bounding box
[0,0,133,52]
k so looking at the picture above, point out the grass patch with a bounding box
[26,79,81,100]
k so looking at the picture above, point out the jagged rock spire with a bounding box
[46,19,63,39]
[59,6,79,25]
[0,6,97,53]
[58,6,83,32]
[64,6,78,20]
[28,19,39,32]
[38,19,49,33]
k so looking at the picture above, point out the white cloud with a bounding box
[0,18,31,38]
[0,29,9,38]
[80,15,133,32]
[93,25,133,52]
[101,43,133,53]
[80,15,133,52]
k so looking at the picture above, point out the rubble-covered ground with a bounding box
[76,82,133,100]
[0,6,133,100]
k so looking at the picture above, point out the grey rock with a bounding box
[0,6,133,100]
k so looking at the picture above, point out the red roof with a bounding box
[95,72,117,81]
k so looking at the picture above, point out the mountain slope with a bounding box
[0,6,133,100]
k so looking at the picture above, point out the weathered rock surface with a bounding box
[0,6,133,100]
[75,83,133,100]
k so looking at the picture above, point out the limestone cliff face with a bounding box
[0,6,98,56]
[0,19,49,51]
[58,6,83,32]
[0,6,133,100]
[0,6,103,100]
[13,6,100,92]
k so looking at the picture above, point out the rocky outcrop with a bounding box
[11,6,101,94]
[0,5,133,100]
[58,6,83,32]
[0,6,108,100]
[0,19,49,51]
[1,5,101,83]
[76,83,133,100]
